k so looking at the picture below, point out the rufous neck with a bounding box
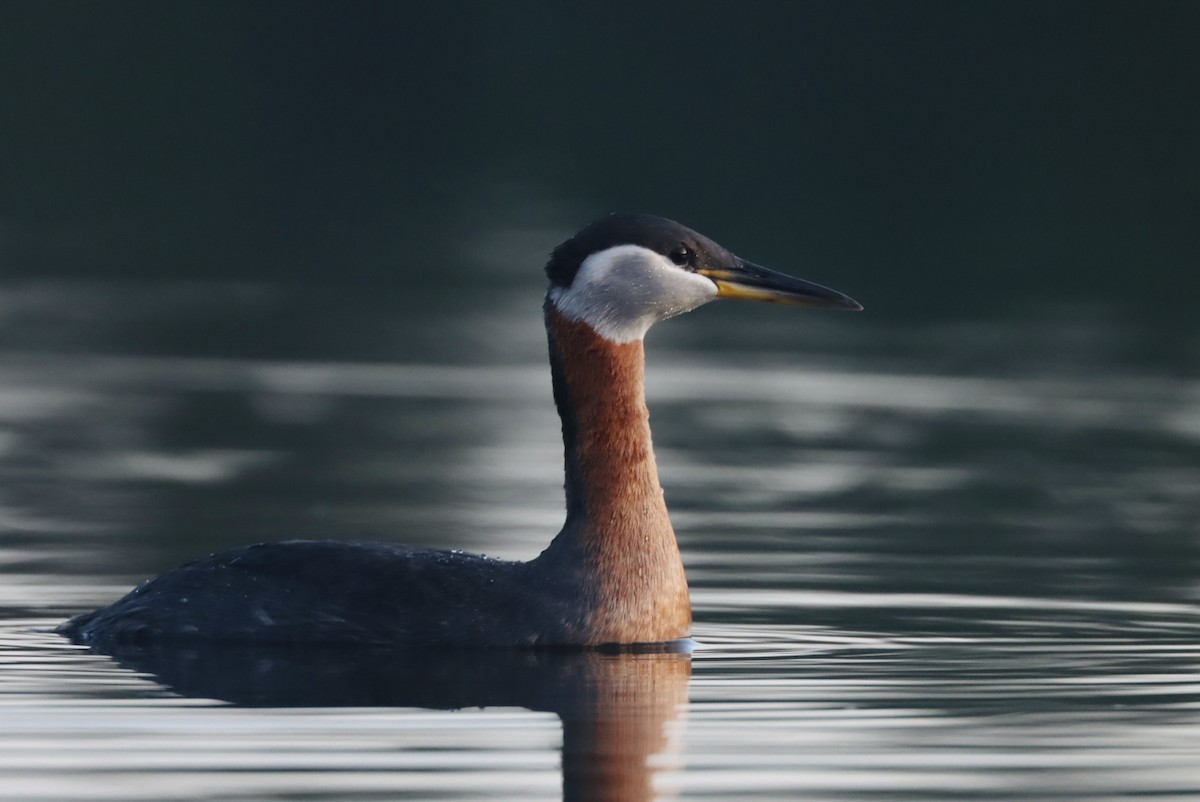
[544,304,665,531]
[537,302,691,643]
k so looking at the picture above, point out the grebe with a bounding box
[60,213,861,649]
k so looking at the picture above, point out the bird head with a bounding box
[546,213,861,343]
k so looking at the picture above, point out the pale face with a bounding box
[547,244,720,343]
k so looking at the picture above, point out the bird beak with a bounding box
[697,261,863,311]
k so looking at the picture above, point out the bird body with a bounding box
[60,213,860,649]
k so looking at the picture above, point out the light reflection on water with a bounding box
[1,280,1199,800]
[4,608,1199,801]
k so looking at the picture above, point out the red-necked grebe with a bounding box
[59,213,861,648]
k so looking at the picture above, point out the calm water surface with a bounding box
[2,276,1198,800]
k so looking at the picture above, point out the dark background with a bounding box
[2,0,1198,335]
[3,11,1198,797]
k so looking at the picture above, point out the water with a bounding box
[1,267,1198,801]
[4,0,1199,796]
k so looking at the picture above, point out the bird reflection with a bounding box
[101,641,692,802]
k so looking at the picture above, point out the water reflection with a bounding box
[95,640,690,802]
[4,278,1200,800]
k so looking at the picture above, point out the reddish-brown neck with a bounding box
[533,305,691,644]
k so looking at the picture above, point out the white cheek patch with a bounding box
[548,245,719,343]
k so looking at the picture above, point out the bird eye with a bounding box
[668,245,694,266]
